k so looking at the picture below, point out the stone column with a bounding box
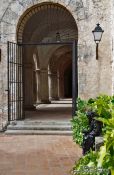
[59,75,64,98]
[40,69,50,103]
[35,69,41,104]
[24,64,34,109]
[49,72,59,100]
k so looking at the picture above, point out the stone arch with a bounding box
[15,2,78,107]
[2,1,79,110]
[0,0,87,44]
[1,0,86,26]
[16,2,78,43]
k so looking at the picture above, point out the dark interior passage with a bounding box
[64,65,72,98]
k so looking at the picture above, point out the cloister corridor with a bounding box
[25,98,72,121]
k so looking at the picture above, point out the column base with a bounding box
[49,97,59,101]
[40,100,51,104]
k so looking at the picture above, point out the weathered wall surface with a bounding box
[0,0,113,130]
[111,0,114,94]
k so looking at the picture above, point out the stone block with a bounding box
[95,136,104,151]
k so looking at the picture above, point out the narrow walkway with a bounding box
[0,135,82,175]
[25,99,72,121]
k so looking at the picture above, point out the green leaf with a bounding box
[97,145,106,167]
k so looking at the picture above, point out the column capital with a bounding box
[34,68,40,72]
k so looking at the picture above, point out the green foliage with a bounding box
[71,95,114,175]
[91,95,113,119]
[73,150,98,169]
[71,95,114,146]
[91,94,114,134]
[71,98,90,146]
[76,98,88,113]
[96,115,114,175]
[71,151,109,175]
[71,112,89,146]
[76,98,94,114]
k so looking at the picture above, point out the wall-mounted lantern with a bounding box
[56,32,61,42]
[92,23,104,60]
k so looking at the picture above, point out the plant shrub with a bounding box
[71,95,114,146]
[71,98,90,146]
[91,95,113,119]
[71,113,114,175]
[71,112,89,146]
[71,95,114,175]
[71,151,109,175]
[96,115,114,175]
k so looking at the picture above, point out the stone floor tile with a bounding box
[0,135,82,175]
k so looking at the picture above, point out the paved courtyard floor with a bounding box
[25,99,72,121]
[0,135,82,175]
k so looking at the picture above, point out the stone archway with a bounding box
[16,2,78,43]
[16,2,78,115]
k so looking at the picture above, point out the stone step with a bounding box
[6,120,72,135]
[5,130,72,135]
[9,120,71,126]
[7,124,71,131]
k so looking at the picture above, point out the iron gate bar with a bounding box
[14,43,16,120]
[72,40,78,116]
[8,40,78,121]
[7,41,10,121]
[8,41,24,121]
[21,43,25,120]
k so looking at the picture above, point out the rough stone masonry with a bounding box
[0,0,114,130]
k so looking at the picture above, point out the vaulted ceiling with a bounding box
[17,3,78,43]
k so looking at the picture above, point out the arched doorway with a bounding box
[8,2,78,121]
[17,3,78,43]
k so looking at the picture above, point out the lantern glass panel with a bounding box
[93,31,103,43]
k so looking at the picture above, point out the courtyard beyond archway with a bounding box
[25,98,72,121]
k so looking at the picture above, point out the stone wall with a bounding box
[111,0,114,94]
[0,0,113,130]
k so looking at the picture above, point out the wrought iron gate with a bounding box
[8,41,24,121]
